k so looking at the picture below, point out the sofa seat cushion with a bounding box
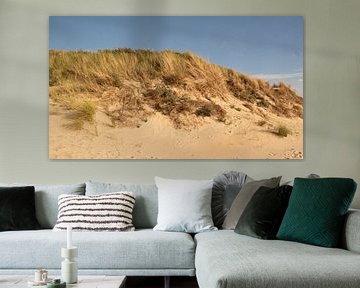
[0,229,195,270]
[195,230,360,288]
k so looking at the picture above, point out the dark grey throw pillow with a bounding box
[234,185,292,239]
[212,171,249,228]
[222,176,281,229]
[0,186,41,231]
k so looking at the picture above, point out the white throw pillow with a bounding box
[53,192,135,231]
[153,177,217,233]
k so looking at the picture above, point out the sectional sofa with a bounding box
[0,180,360,288]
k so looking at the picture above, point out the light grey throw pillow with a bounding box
[222,176,281,230]
[153,177,217,233]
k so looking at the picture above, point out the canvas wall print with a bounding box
[49,16,303,159]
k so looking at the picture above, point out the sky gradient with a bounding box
[49,16,303,95]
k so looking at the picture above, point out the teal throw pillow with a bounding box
[277,178,357,247]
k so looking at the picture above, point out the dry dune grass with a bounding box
[49,48,304,159]
[49,49,303,132]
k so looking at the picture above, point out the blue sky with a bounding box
[49,16,303,96]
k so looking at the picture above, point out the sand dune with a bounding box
[49,49,303,159]
[49,103,303,160]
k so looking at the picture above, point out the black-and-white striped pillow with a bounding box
[53,192,136,231]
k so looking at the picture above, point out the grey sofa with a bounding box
[0,181,360,288]
[0,181,195,279]
[195,212,360,288]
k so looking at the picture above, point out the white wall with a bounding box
[0,0,359,207]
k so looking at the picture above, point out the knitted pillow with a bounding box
[53,192,135,231]
[277,178,357,247]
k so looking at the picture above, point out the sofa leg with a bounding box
[164,276,170,288]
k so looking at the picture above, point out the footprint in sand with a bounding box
[283,149,303,159]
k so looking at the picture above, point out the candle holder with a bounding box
[61,247,78,284]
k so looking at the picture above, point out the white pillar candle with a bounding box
[67,225,72,249]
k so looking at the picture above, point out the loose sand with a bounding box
[49,103,303,160]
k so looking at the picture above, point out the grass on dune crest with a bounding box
[49,48,303,130]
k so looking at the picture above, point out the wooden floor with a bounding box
[126,276,199,288]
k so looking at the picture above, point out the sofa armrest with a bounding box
[342,209,360,253]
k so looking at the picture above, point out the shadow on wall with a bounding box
[0,98,47,175]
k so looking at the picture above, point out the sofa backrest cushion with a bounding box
[0,183,86,229]
[86,181,158,229]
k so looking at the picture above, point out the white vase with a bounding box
[61,247,78,284]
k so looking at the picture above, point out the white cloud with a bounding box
[252,72,303,81]
[251,72,303,96]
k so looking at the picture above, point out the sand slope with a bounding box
[49,103,303,160]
